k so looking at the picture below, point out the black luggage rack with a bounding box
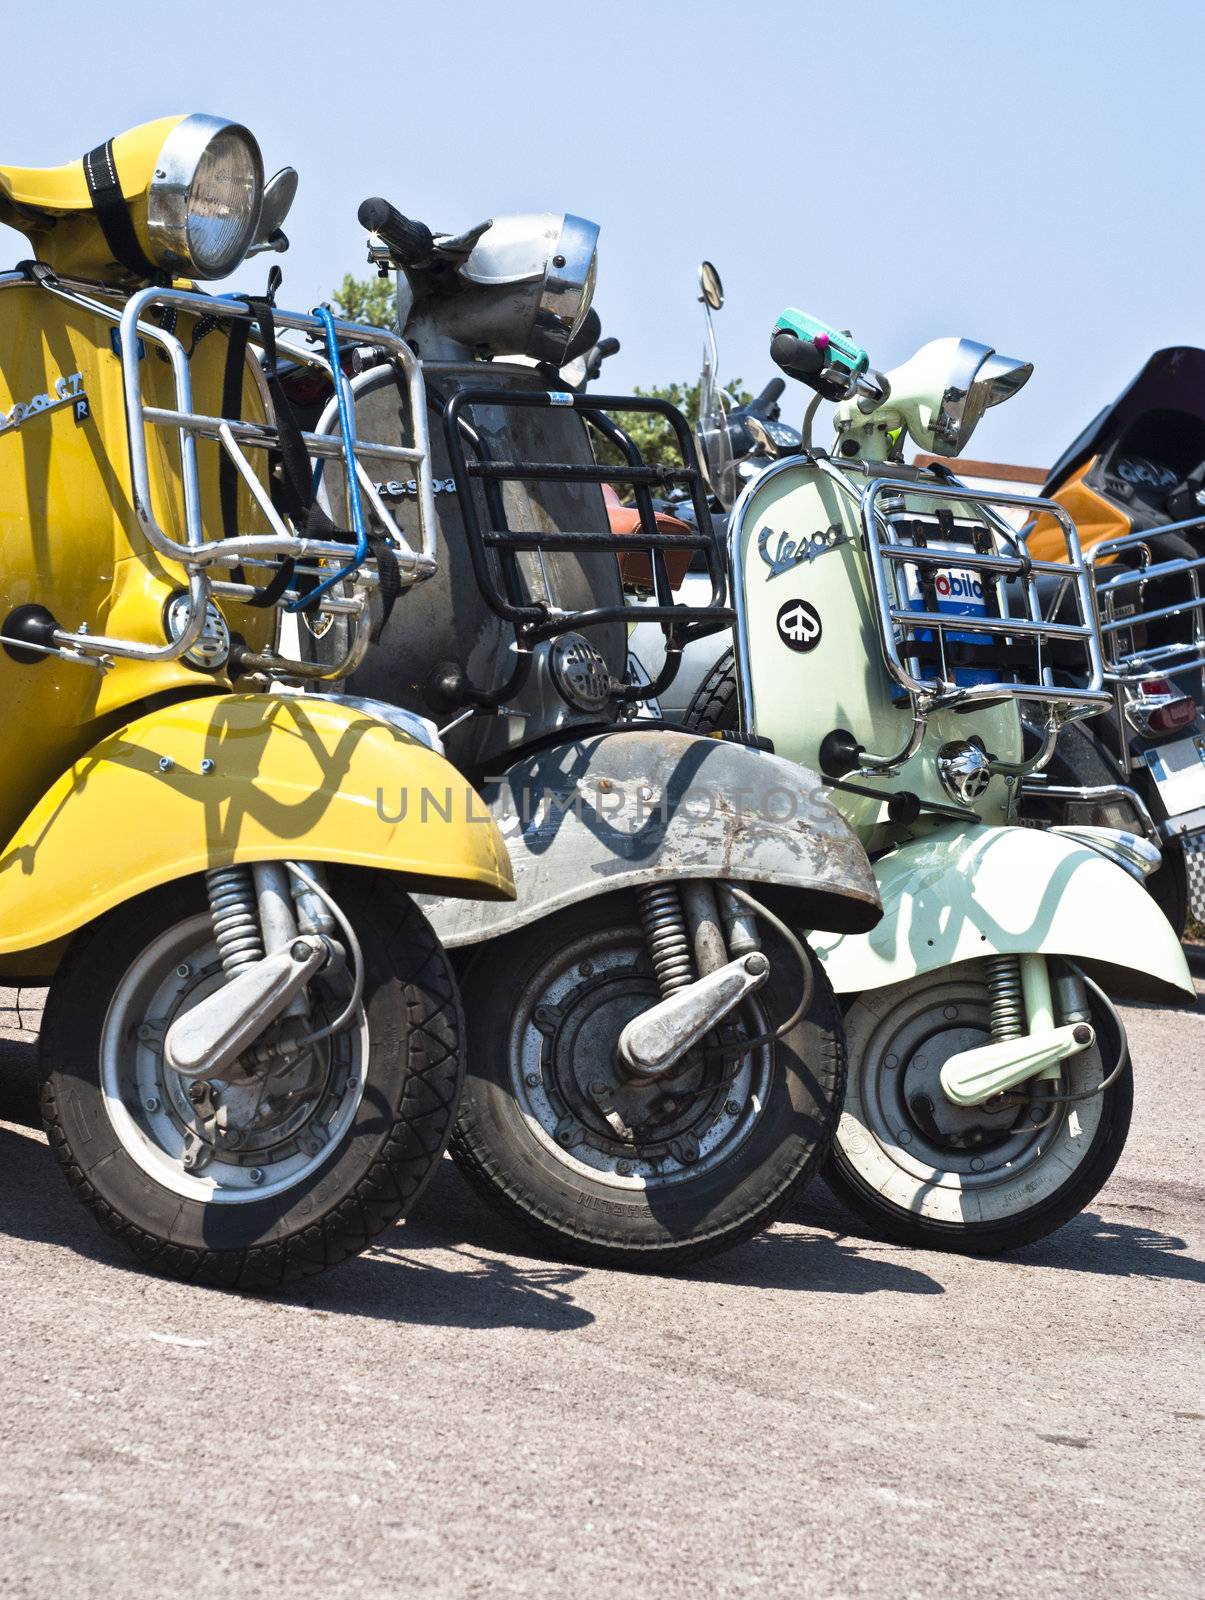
[441,386,733,705]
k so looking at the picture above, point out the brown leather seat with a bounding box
[602,485,695,591]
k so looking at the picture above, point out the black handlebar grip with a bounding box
[357,197,435,266]
[756,376,787,406]
[769,328,824,381]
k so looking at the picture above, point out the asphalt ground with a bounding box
[0,976,1201,1599]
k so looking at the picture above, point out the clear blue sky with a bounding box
[4,0,1203,464]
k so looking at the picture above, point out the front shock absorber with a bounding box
[205,865,264,978]
[985,953,1025,1039]
[636,883,695,997]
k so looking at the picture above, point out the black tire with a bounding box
[449,891,844,1267]
[826,968,1132,1253]
[39,870,463,1290]
[684,648,740,735]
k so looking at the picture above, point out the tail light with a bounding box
[1126,676,1198,736]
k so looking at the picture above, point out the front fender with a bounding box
[421,727,881,948]
[813,824,1194,1001]
[0,693,513,958]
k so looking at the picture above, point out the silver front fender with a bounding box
[420,729,881,948]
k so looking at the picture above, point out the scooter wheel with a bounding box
[39,870,463,1289]
[826,966,1132,1253]
[683,648,740,735]
[449,891,844,1267]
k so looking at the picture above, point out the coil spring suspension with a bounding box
[206,865,264,978]
[985,953,1025,1040]
[636,884,695,997]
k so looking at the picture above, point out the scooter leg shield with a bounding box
[419,728,881,948]
[811,823,1194,1002]
[0,692,514,961]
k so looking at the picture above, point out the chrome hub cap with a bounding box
[101,913,366,1204]
[510,927,772,1188]
[839,975,1105,1223]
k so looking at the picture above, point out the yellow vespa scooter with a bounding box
[0,115,513,1287]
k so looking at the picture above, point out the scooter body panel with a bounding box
[812,822,1194,999]
[0,692,514,965]
[733,458,1022,839]
[0,281,275,844]
[420,727,882,948]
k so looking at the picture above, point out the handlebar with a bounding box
[753,376,785,410]
[357,197,436,267]
[769,310,870,403]
[769,328,826,382]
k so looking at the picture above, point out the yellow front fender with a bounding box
[0,693,513,958]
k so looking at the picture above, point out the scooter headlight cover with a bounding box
[457,211,600,362]
[146,114,264,278]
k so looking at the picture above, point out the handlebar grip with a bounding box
[357,197,435,266]
[769,328,825,381]
[756,377,786,406]
[596,337,621,360]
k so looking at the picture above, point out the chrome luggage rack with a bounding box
[859,475,1109,715]
[8,272,437,679]
[1086,517,1205,684]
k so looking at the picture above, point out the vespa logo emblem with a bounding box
[0,371,87,437]
[776,599,823,653]
[374,476,457,500]
[759,522,847,579]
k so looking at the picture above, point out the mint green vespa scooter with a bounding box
[688,305,1193,1252]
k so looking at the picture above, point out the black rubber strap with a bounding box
[236,270,388,621]
[219,319,251,586]
[82,140,160,280]
[368,531,401,639]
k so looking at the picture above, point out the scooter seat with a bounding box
[602,484,695,590]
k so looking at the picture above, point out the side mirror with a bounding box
[245,167,298,257]
[698,260,724,311]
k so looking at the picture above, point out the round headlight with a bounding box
[146,114,264,279]
[532,214,599,364]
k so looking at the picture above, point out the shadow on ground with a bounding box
[2,1042,1202,1320]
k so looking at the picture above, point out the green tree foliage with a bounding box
[330,272,396,329]
[594,379,752,481]
[327,273,751,492]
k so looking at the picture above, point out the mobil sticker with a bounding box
[932,567,988,619]
[899,559,995,690]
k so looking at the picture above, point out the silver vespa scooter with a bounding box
[297,201,882,1267]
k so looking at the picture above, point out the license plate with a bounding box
[1145,732,1205,817]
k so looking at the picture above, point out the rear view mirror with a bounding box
[246,167,298,256]
[698,260,724,311]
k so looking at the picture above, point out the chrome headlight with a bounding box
[451,212,600,362]
[860,336,1034,456]
[146,114,264,279]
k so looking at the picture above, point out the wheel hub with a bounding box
[102,914,365,1203]
[539,964,730,1157]
[512,932,772,1188]
[900,1024,1024,1153]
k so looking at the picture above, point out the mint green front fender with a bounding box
[812,824,1194,1002]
